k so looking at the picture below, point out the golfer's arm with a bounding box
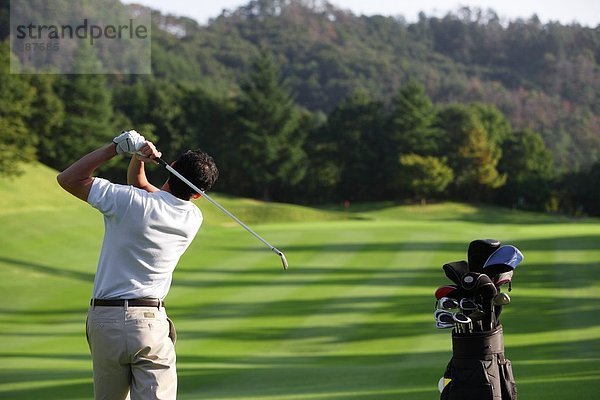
[57,143,117,201]
[127,157,159,193]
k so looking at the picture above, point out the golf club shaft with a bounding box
[156,157,288,270]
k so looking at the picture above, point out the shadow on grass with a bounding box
[325,201,600,226]
[218,234,600,255]
[515,262,600,289]
[173,266,449,292]
[178,321,427,344]
[0,365,91,400]
[217,241,466,253]
[169,292,434,321]
[0,306,88,325]
[0,256,94,282]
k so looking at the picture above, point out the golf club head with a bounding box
[273,248,288,270]
[453,312,472,325]
[443,261,469,285]
[472,273,498,299]
[436,321,454,329]
[438,297,459,310]
[469,309,486,321]
[435,285,459,300]
[459,298,480,312]
[483,245,523,271]
[435,310,455,325]
[280,253,289,270]
[494,292,511,306]
[468,239,501,273]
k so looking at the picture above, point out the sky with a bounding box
[122,0,599,27]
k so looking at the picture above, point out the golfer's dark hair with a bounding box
[168,149,219,200]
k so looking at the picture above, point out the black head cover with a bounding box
[483,263,514,277]
[461,272,483,291]
[468,239,501,273]
[472,273,498,299]
[443,260,469,285]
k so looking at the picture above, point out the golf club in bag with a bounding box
[156,157,289,270]
[435,239,521,400]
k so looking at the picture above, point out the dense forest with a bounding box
[1,0,599,215]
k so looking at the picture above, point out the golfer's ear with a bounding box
[191,193,201,200]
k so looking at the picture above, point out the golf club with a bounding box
[493,270,514,289]
[438,297,459,310]
[494,292,511,306]
[453,312,472,333]
[469,309,486,332]
[459,298,480,312]
[472,274,498,300]
[436,321,454,329]
[435,284,459,300]
[468,239,501,273]
[461,272,483,291]
[443,260,469,285]
[156,157,289,270]
[435,310,455,325]
[483,245,523,272]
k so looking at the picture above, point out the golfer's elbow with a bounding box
[57,171,92,201]
[57,170,69,188]
[57,170,75,193]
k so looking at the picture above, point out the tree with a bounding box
[398,154,454,204]
[497,129,554,210]
[435,104,506,199]
[51,44,113,169]
[27,75,65,168]
[0,43,36,176]
[388,79,440,155]
[470,103,511,147]
[233,49,306,200]
[315,90,390,201]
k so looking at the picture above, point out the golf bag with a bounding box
[440,325,517,400]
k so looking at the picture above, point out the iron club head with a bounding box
[438,297,459,310]
[273,248,288,270]
[494,292,511,306]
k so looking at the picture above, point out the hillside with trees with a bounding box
[0,0,599,215]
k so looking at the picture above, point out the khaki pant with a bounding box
[86,304,177,400]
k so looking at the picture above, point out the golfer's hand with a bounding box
[113,130,146,155]
[135,141,162,164]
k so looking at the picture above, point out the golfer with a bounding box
[57,130,218,399]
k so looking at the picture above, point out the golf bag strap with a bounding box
[452,325,504,358]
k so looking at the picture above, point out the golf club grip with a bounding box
[158,157,288,270]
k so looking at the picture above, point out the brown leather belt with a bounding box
[91,298,164,308]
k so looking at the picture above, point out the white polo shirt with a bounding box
[87,177,202,300]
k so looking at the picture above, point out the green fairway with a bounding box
[1,164,599,399]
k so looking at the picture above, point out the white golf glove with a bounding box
[113,130,146,155]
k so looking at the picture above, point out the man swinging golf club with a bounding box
[57,130,218,399]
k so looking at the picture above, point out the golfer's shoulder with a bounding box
[88,178,140,213]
